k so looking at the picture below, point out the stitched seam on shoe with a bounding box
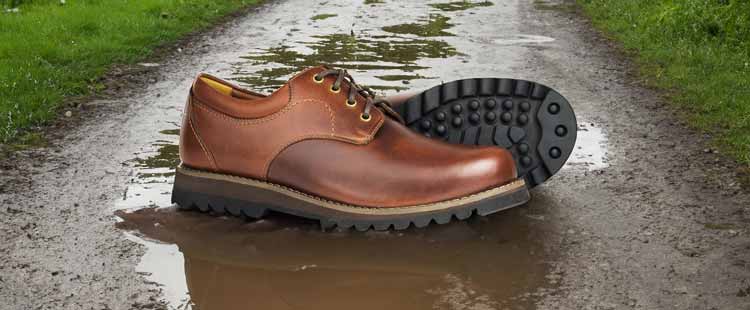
[322,99,335,134]
[188,103,218,170]
[181,165,524,210]
[192,97,332,126]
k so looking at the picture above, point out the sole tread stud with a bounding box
[469,100,480,110]
[486,99,497,109]
[497,79,514,95]
[462,127,479,145]
[422,88,441,114]
[485,111,497,122]
[477,126,494,145]
[374,222,392,231]
[452,116,463,127]
[479,78,496,95]
[518,114,529,125]
[434,213,452,225]
[393,221,411,230]
[530,83,549,99]
[460,79,477,97]
[442,82,459,102]
[455,208,473,220]
[470,113,481,124]
[404,96,422,123]
[514,80,531,97]
[413,217,431,228]
[501,112,512,123]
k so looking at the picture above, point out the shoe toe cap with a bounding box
[460,146,517,189]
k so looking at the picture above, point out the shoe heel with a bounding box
[171,167,269,218]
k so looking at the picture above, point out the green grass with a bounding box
[0,0,259,142]
[577,0,750,165]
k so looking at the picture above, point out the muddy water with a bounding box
[116,206,552,309]
[113,0,607,309]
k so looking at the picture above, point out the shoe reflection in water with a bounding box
[116,207,550,310]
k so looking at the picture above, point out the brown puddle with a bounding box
[116,205,553,310]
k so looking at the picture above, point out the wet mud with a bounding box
[1,0,749,309]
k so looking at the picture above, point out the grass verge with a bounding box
[577,0,750,165]
[0,0,259,142]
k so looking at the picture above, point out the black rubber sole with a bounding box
[394,78,577,188]
[171,166,530,231]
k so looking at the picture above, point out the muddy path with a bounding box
[1,0,749,309]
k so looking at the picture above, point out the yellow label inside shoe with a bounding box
[201,77,233,96]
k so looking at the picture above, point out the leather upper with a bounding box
[179,66,517,208]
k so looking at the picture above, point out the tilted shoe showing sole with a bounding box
[172,66,530,231]
[393,78,577,188]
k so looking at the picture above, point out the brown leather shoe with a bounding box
[172,66,529,230]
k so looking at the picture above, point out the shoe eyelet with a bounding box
[313,75,324,84]
[330,86,341,94]
[360,113,371,122]
[345,99,357,108]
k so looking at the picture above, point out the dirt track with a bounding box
[1,0,748,309]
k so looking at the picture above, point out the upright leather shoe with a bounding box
[172,66,530,231]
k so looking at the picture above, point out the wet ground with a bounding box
[1,0,749,309]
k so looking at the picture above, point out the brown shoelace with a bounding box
[313,68,404,123]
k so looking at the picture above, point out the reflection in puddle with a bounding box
[116,206,552,310]
[429,1,494,12]
[566,122,609,170]
[494,34,555,46]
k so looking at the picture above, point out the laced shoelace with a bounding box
[313,68,404,123]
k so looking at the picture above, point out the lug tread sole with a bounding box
[171,167,530,231]
[395,78,577,188]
